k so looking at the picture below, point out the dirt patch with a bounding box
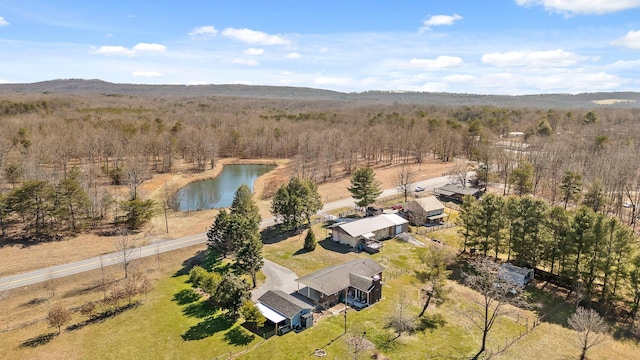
[315,159,453,204]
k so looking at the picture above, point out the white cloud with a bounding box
[612,30,640,50]
[92,45,135,56]
[314,77,351,86]
[222,28,290,45]
[514,0,640,15]
[189,25,218,37]
[286,52,301,59]
[481,49,586,67]
[244,48,264,55]
[475,68,625,93]
[409,56,464,69]
[132,71,162,77]
[0,16,9,27]
[0,78,9,83]
[608,59,640,70]
[231,58,259,66]
[420,14,462,31]
[91,43,167,56]
[419,82,450,92]
[132,43,167,52]
[443,74,475,82]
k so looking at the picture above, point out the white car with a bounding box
[414,186,425,192]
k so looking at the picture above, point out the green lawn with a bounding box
[73,276,260,360]
[6,221,639,359]
[262,222,363,276]
[242,275,527,360]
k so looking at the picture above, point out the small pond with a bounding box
[174,164,275,211]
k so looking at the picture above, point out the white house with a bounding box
[330,213,409,249]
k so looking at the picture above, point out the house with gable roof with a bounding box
[296,258,384,309]
[329,213,408,251]
[404,196,447,225]
[257,290,314,334]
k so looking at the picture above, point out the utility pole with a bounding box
[344,293,348,334]
[163,201,169,233]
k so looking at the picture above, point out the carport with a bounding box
[255,302,287,334]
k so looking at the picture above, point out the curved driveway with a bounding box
[0,175,454,292]
[251,260,300,302]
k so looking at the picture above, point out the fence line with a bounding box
[1,316,47,334]
[338,209,364,218]
[417,223,456,234]
[483,315,545,359]
[210,338,267,360]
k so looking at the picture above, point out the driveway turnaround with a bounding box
[251,260,300,302]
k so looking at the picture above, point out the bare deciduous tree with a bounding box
[80,302,96,320]
[47,303,72,334]
[395,164,415,203]
[116,229,136,279]
[386,292,416,339]
[43,271,57,298]
[345,324,375,360]
[449,159,473,187]
[463,257,524,360]
[568,307,608,360]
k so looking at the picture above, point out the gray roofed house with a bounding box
[257,290,314,332]
[434,184,481,203]
[296,258,384,309]
[331,213,409,250]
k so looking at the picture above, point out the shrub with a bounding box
[304,228,317,251]
[188,266,208,287]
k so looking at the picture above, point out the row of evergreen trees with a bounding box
[457,193,640,311]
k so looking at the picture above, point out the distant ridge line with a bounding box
[1,79,639,109]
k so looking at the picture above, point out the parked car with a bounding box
[414,186,425,192]
[391,204,403,210]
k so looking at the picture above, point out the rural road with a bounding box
[0,174,454,292]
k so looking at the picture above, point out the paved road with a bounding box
[0,174,453,292]
[251,260,300,302]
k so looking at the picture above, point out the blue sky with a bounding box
[1,1,640,94]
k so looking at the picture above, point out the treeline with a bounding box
[0,168,154,241]
[1,93,640,240]
[458,194,640,313]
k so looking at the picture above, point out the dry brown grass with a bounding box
[494,321,640,360]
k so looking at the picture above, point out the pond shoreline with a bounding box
[173,162,278,211]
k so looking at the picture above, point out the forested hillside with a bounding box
[2,79,640,108]
[0,87,639,243]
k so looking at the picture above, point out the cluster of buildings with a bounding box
[253,184,530,337]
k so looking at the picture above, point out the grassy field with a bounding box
[261,222,363,276]
[3,222,640,359]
